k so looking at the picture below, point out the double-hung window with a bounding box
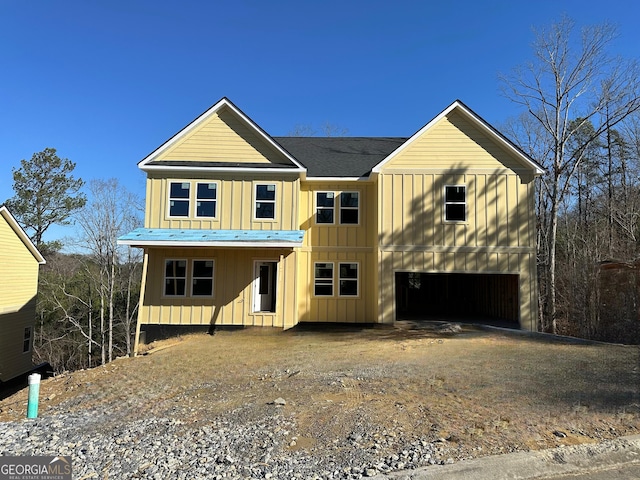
[316,192,335,224]
[164,259,187,296]
[339,262,358,296]
[314,262,334,296]
[169,182,190,217]
[315,191,359,224]
[192,260,214,296]
[444,185,466,222]
[255,184,276,219]
[196,182,217,218]
[340,192,359,224]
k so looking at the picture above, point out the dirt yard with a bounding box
[1,323,639,462]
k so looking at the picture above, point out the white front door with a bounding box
[253,261,277,312]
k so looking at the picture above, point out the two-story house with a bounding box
[119,97,543,352]
[0,206,46,382]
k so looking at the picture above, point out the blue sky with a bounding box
[1,0,639,243]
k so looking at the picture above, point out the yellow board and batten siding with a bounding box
[0,209,43,381]
[377,111,538,329]
[296,182,378,324]
[137,247,298,329]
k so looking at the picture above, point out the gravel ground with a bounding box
[1,325,638,479]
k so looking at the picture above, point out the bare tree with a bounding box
[74,179,142,363]
[501,15,640,332]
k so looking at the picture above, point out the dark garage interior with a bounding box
[395,272,520,325]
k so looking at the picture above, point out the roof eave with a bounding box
[140,165,306,174]
[0,206,46,265]
[117,239,303,248]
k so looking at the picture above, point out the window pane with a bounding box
[192,279,213,296]
[317,192,335,207]
[315,264,333,278]
[445,186,465,202]
[170,200,189,217]
[445,204,465,221]
[170,182,190,198]
[340,192,359,207]
[340,209,358,224]
[340,263,358,279]
[165,260,186,277]
[197,183,217,199]
[340,279,358,296]
[316,209,334,224]
[256,202,275,219]
[193,260,213,277]
[165,278,186,296]
[315,284,333,296]
[256,184,276,200]
[197,201,216,217]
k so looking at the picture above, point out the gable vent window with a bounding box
[169,182,190,217]
[444,185,466,222]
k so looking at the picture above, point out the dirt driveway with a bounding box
[1,323,639,464]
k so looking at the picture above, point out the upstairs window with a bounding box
[196,182,217,218]
[255,184,276,219]
[315,191,359,225]
[314,262,334,296]
[169,182,190,217]
[340,192,359,224]
[164,259,187,296]
[444,185,466,222]
[192,260,214,296]
[316,192,335,224]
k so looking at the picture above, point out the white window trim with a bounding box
[195,181,219,219]
[254,182,277,221]
[190,259,215,297]
[167,181,191,219]
[338,261,360,297]
[314,261,334,297]
[444,184,467,223]
[315,191,336,225]
[163,258,188,297]
[339,191,360,225]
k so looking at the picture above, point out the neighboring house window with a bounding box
[339,262,359,296]
[316,192,335,224]
[314,262,334,296]
[444,185,466,222]
[196,182,217,218]
[340,192,359,224]
[164,259,187,296]
[169,182,190,217]
[255,184,276,219]
[23,326,32,353]
[192,260,214,296]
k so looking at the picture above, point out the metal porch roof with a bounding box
[118,228,305,248]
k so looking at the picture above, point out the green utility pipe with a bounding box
[27,373,41,418]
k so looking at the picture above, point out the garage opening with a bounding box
[395,272,520,325]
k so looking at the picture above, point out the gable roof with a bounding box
[139,97,306,173]
[371,100,545,175]
[0,206,46,265]
[274,137,407,178]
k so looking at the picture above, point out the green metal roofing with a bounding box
[118,228,304,248]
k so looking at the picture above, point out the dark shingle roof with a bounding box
[274,137,408,178]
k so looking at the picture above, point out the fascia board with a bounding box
[117,239,303,248]
[140,165,305,174]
